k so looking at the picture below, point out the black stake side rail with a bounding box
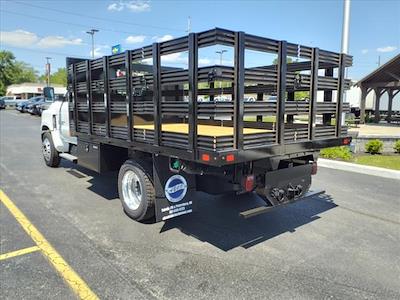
[125,50,133,142]
[276,41,287,145]
[234,32,245,150]
[67,28,353,166]
[188,33,198,157]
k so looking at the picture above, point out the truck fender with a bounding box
[41,122,69,153]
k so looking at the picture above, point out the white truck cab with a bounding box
[40,87,77,167]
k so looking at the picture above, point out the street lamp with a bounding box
[216,50,227,65]
[86,29,99,58]
[215,50,228,95]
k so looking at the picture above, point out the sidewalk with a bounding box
[348,124,400,138]
[318,158,400,180]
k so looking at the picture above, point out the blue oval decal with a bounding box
[165,175,188,203]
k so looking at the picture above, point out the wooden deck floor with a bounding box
[134,124,272,137]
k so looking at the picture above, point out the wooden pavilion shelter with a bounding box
[356,54,400,123]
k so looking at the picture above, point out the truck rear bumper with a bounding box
[240,189,325,218]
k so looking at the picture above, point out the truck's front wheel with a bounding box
[118,160,155,222]
[42,132,60,167]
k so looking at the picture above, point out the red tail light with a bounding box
[244,175,255,192]
[226,154,235,162]
[201,154,210,162]
[311,161,318,175]
[342,137,351,145]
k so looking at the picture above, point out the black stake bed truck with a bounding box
[41,28,352,222]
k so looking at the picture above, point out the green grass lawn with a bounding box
[353,155,400,170]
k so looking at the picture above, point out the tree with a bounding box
[272,57,293,65]
[0,51,16,95]
[0,50,38,95]
[14,62,38,84]
[39,68,67,86]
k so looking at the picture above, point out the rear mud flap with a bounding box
[153,155,196,222]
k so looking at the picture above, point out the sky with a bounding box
[1,0,399,80]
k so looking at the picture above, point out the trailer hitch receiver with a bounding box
[239,164,321,218]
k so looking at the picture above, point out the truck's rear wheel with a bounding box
[42,132,60,167]
[118,160,155,222]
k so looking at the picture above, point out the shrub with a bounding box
[320,146,352,161]
[394,140,400,153]
[365,139,383,154]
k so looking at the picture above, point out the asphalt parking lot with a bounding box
[1,109,399,299]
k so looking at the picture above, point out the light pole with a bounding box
[216,50,227,66]
[45,57,51,87]
[341,0,351,54]
[86,29,99,58]
[341,0,351,126]
[215,50,227,95]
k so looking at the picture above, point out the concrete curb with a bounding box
[318,158,400,180]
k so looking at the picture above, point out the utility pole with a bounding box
[86,29,99,58]
[377,55,381,67]
[45,57,51,87]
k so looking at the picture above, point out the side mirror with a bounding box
[43,87,55,101]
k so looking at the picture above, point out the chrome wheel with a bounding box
[121,170,143,210]
[42,138,51,161]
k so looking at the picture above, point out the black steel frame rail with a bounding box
[103,56,111,138]
[188,33,198,158]
[72,63,78,133]
[276,41,287,145]
[308,48,319,140]
[86,60,92,135]
[125,50,133,142]
[152,43,162,146]
[335,53,345,137]
[234,32,245,150]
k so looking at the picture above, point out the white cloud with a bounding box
[90,45,110,58]
[125,35,146,44]
[0,29,39,47]
[126,0,150,12]
[198,58,211,66]
[37,36,82,48]
[0,29,83,49]
[361,49,369,54]
[161,52,186,63]
[107,2,124,11]
[376,46,397,53]
[107,1,150,12]
[153,34,174,42]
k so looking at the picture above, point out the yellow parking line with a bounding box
[0,246,40,261]
[0,189,99,300]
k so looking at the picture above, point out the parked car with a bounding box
[244,96,256,102]
[36,99,54,116]
[27,98,45,115]
[16,96,42,113]
[0,99,6,109]
[0,96,22,107]
[214,96,231,102]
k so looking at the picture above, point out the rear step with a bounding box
[59,153,77,163]
[240,189,325,219]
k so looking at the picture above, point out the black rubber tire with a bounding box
[118,159,155,222]
[42,132,61,167]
